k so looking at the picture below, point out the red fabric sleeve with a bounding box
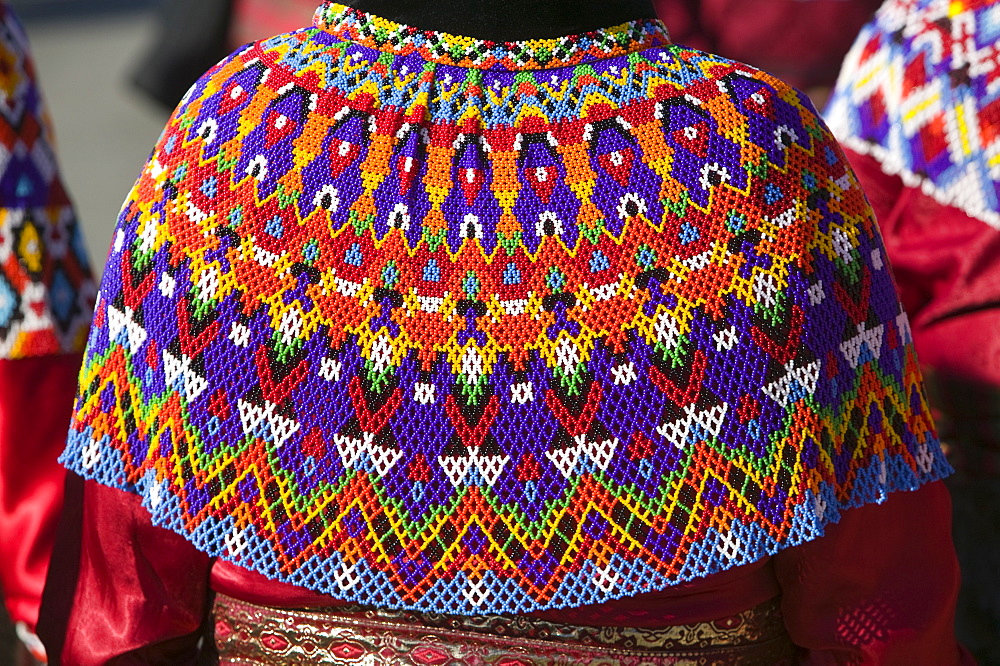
[773,482,972,664]
[41,480,211,665]
[845,147,1000,388]
[0,353,82,630]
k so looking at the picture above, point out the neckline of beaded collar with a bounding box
[312,2,672,70]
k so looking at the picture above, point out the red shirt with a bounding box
[38,477,971,664]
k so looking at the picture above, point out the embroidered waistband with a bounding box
[312,2,671,70]
[213,593,795,664]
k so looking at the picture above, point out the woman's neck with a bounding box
[340,0,659,42]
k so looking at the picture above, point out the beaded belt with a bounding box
[212,593,795,665]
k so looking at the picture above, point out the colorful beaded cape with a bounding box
[63,2,949,614]
[0,4,94,358]
[827,0,1000,228]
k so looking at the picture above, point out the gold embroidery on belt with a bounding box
[212,593,795,665]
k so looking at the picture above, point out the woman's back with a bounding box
[40,2,968,662]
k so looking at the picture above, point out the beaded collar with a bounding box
[63,3,948,615]
[313,2,671,70]
[0,4,93,358]
[827,0,1000,228]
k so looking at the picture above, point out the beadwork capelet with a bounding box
[63,2,950,614]
[826,0,1000,228]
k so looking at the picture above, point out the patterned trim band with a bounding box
[212,593,795,664]
[312,2,671,70]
